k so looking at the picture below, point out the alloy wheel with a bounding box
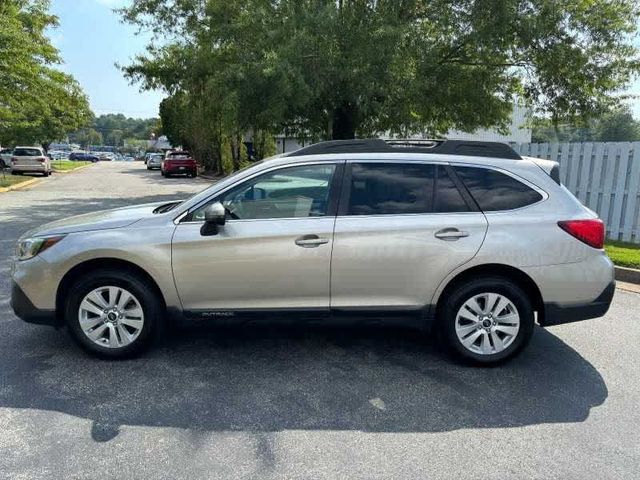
[454,292,520,355]
[78,286,145,348]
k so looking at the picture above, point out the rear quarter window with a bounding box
[453,166,543,211]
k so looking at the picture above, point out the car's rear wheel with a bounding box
[439,276,534,365]
[65,269,160,358]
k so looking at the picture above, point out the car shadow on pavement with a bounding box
[0,321,607,442]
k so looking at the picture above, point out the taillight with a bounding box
[37,157,46,163]
[11,157,18,163]
[558,219,604,249]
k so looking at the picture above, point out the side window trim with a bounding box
[337,160,476,217]
[181,161,345,223]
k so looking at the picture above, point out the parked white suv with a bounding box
[10,139,614,364]
[10,146,51,176]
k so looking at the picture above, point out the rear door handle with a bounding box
[295,234,329,248]
[435,228,469,241]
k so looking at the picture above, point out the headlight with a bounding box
[16,235,66,261]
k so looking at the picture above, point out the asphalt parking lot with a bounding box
[0,162,639,479]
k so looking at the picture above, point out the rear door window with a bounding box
[434,167,470,212]
[453,166,543,211]
[346,163,473,215]
[347,163,435,215]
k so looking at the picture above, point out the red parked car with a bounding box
[161,151,198,178]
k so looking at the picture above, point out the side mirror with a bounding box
[200,202,226,236]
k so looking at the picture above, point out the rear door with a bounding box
[330,161,488,310]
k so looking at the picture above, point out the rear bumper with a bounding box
[541,281,615,326]
[11,164,48,173]
[11,281,57,327]
[164,167,196,174]
[163,161,197,173]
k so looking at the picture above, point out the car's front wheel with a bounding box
[439,276,534,365]
[65,269,161,358]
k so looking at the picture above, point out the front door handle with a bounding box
[435,228,469,241]
[295,234,329,248]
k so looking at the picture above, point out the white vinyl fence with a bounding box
[515,142,640,244]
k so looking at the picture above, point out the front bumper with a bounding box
[541,281,615,327]
[11,281,57,326]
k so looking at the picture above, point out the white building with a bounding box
[275,104,531,154]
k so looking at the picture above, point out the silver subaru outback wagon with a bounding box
[10,139,615,364]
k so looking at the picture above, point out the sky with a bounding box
[49,1,640,121]
[49,0,164,119]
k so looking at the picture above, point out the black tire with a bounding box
[65,269,161,359]
[438,276,534,365]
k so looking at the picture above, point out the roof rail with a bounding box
[287,138,522,160]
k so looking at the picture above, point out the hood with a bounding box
[24,201,177,237]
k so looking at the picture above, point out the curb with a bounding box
[51,163,94,174]
[0,177,41,193]
[615,266,640,285]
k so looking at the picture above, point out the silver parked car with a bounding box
[10,139,614,363]
[146,153,163,170]
[10,146,52,176]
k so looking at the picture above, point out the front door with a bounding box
[330,161,488,310]
[172,162,342,314]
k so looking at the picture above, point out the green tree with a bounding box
[531,106,640,143]
[72,128,103,148]
[120,0,640,165]
[594,106,640,142]
[0,0,91,147]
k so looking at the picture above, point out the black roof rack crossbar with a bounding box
[287,138,522,160]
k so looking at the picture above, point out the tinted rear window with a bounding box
[454,166,543,211]
[14,148,42,157]
[348,163,435,215]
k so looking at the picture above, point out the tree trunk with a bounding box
[331,102,358,139]
[230,133,242,171]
